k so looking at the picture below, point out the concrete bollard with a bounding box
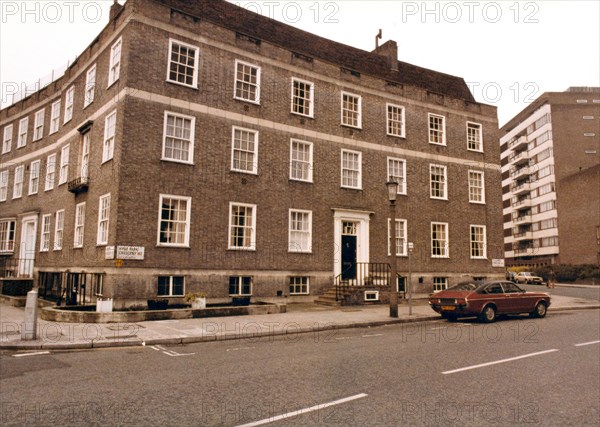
[21,289,39,340]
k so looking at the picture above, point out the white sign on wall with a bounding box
[116,246,145,260]
[492,259,505,268]
[105,246,115,260]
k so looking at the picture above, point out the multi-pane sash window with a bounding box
[289,277,309,295]
[50,100,61,134]
[468,170,485,203]
[64,86,74,123]
[18,117,28,148]
[470,225,487,259]
[3,124,13,153]
[84,65,96,107]
[234,60,260,103]
[289,209,312,253]
[103,111,116,163]
[388,218,407,256]
[290,139,313,182]
[291,78,314,117]
[13,165,24,199]
[158,276,185,297]
[167,39,199,88]
[74,202,86,248]
[430,164,447,199]
[429,113,446,145]
[0,219,16,253]
[229,276,252,296]
[59,145,70,185]
[387,104,405,137]
[341,149,362,189]
[433,277,448,291]
[54,210,64,250]
[231,127,258,174]
[467,122,483,151]
[0,170,8,201]
[229,203,256,250]
[163,112,194,164]
[40,214,51,252]
[33,109,44,141]
[341,92,362,128]
[29,160,40,195]
[108,37,122,86]
[81,133,90,179]
[97,194,111,245]
[158,195,191,247]
[387,157,407,195]
[45,154,56,191]
[431,222,449,258]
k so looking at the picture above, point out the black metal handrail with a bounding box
[39,271,104,306]
[334,262,403,301]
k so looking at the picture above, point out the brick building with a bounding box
[500,87,600,267]
[0,0,504,308]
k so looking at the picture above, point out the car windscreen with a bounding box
[447,282,479,291]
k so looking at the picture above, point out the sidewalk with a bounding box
[1,295,598,351]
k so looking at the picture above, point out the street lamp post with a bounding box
[408,242,414,315]
[386,181,399,318]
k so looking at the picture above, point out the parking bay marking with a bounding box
[574,340,600,347]
[235,393,368,427]
[442,349,559,375]
[12,351,51,358]
[150,345,195,357]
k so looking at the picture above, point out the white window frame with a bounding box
[341,149,362,189]
[103,110,117,163]
[157,194,192,247]
[228,202,257,251]
[50,100,61,134]
[387,218,407,256]
[431,222,449,258]
[0,170,8,202]
[468,170,486,204]
[97,194,111,246]
[231,126,259,175]
[13,165,24,199]
[233,59,261,104]
[430,164,448,200]
[2,124,13,154]
[289,209,312,253]
[289,139,313,183]
[291,77,314,118]
[166,38,199,89]
[108,37,122,87]
[428,113,446,145]
[341,92,362,128]
[84,64,96,107]
[470,224,487,259]
[387,157,407,195]
[54,210,64,251]
[59,145,70,185]
[17,117,28,148]
[157,276,185,297]
[33,109,44,141]
[64,86,74,123]
[364,290,380,301]
[229,276,253,296]
[386,103,406,138]
[45,154,56,191]
[80,132,91,179]
[0,219,16,254]
[40,214,51,252]
[467,121,483,152]
[28,160,40,195]
[433,277,448,292]
[289,276,310,295]
[74,202,86,248]
[162,111,195,164]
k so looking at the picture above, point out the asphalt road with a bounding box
[1,310,598,427]
[522,283,600,301]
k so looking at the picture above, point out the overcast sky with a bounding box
[1,0,598,125]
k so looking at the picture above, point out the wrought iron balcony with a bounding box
[68,176,89,194]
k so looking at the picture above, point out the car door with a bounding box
[501,281,528,313]
[481,282,510,314]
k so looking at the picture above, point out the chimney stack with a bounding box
[373,40,399,73]
[110,0,124,21]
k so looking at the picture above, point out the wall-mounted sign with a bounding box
[116,246,145,260]
[492,259,505,268]
[105,246,115,260]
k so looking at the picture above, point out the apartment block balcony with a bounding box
[509,135,529,151]
[511,166,531,180]
[511,181,531,196]
[510,150,530,166]
[514,246,535,256]
[513,214,532,224]
[513,230,533,241]
[68,176,89,194]
[512,197,532,209]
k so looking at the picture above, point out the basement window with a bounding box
[364,291,379,301]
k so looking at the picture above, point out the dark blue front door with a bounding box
[341,235,357,280]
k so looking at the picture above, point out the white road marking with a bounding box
[429,324,470,330]
[150,345,195,357]
[335,336,352,340]
[235,393,368,427]
[362,334,384,338]
[12,351,51,358]
[442,349,559,375]
[574,340,600,347]
[226,347,256,352]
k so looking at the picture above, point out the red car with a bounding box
[429,280,551,322]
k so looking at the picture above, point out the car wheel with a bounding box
[479,305,496,323]
[530,301,547,318]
